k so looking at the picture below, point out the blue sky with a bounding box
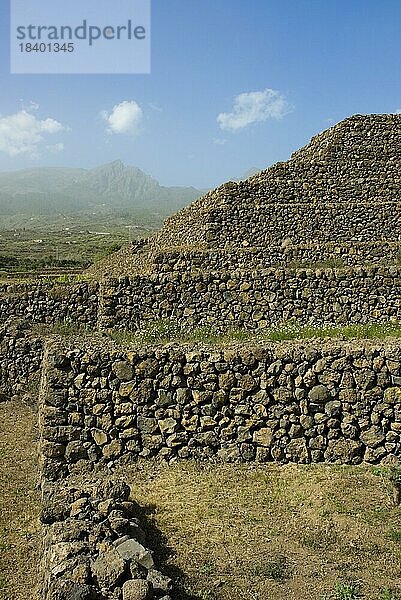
[0,0,400,188]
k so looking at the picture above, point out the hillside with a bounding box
[0,160,202,215]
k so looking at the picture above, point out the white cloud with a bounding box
[19,99,39,112]
[217,88,293,132]
[213,138,227,146]
[0,109,66,157]
[47,142,64,153]
[395,108,401,115]
[102,100,143,135]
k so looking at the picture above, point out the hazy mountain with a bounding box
[0,160,202,215]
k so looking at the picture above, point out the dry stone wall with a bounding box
[0,318,43,399]
[152,242,401,273]
[89,200,401,278]
[2,264,401,340]
[204,200,401,248]
[99,267,401,331]
[0,281,98,400]
[39,342,173,600]
[0,281,98,326]
[1,265,400,344]
[40,338,401,481]
[40,475,172,600]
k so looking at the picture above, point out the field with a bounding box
[0,210,162,275]
[0,399,40,600]
[126,462,401,600]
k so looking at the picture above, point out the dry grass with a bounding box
[126,462,401,600]
[0,400,40,600]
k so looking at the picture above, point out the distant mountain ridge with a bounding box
[0,160,202,215]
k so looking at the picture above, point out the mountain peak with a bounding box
[90,159,126,173]
[108,159,125,169]
[0,161,202,215]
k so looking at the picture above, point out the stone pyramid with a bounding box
[89,114,401,279]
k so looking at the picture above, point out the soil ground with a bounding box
[126,461,401,600]
[0,399,40,600]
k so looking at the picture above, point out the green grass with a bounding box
[300,522,338,550]
[250,554,292,582]
[0,531,9,552]
[52,274,88,283]
[288,258,346,269]
[326,582,362,600]
[27,316,401,354]
[109,318,401,347]
[388,530,401,542]
[380,589,401,600]
[0,210,158,276]
[199,562,215,575]
[32,321,95,338]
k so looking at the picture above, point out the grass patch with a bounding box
[287,258,346,269]
[324,582,362,599]
[249,554,292,582]
[32,321,95,338]
[380,589,401,600]
[388,530,401,543]
[124,462,401,600]
[300,521,338,550]
[38,315,401,348]
[109,318,401,347]
[0,400,40,600]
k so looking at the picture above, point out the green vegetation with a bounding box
[0,211,156,277]
[388,530,401,542]
[93,242,123,262]
[109,318,401,346]
[380,589,401,600]
[371,466,401,481]
[250,554,292,582]
[288,257,346,269]
[32,321,94,338]
[33,317,401,347]
[301,522,338,550]
[325,582,362,600]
